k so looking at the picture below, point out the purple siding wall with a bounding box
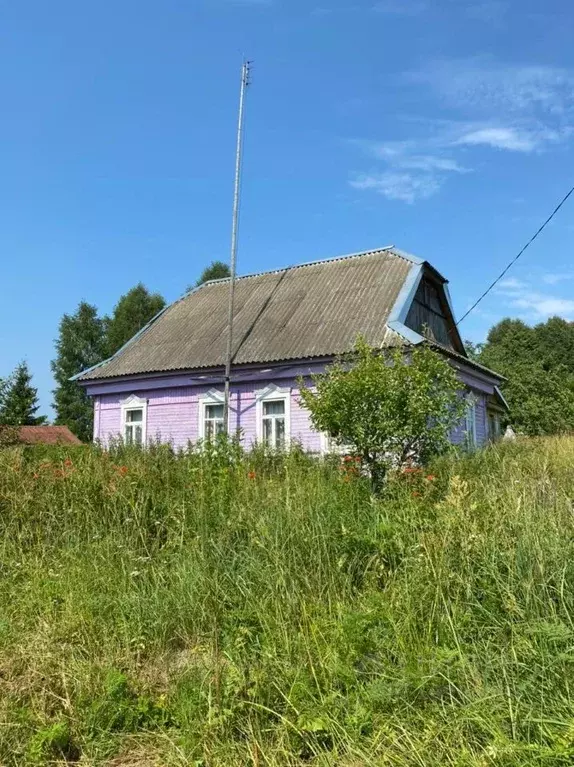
[94,379,323,451]
[450,392,487,446]
[92,366,494,451]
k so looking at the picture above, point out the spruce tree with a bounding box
[106,283,165,357]
[0,362,46,426]
[52,302,107,442]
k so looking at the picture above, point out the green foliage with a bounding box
[51,302,107,442]
[463,339,484,362]
[0,362,46,426]
[106,282,165,357]
[86,669,171,737]
[479,317,574,435]
[4,439,574,764]
[193,260,231,289]
[27,721,79,763]
[300,338,465,486]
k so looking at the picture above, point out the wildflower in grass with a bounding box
[32,473,39,480]
[412,491,421,498]
[54,469,66,479]
[426,474,436,482]
[64,458,73,467]
[248,471,256,480]
[118,466,128,477]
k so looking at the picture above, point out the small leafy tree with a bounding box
[0,362,46,426]
[106,283,165,357]
[300,338,465,489]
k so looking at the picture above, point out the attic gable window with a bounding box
[120,395,147,446]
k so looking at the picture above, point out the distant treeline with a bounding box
[0,261,230,441]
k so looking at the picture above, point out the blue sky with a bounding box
[1,0,573,416]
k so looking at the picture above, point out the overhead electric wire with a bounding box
[457,183,574,326]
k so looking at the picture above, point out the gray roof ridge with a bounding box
[187,245,423,294]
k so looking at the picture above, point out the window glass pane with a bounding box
[262,418,273,445]
[215,420,225,436]
[126,409,143,423]
[205,420,214,439]
[263,400,285,416]
[275,418,285,448]
[125,424,133,445]
[206,404,224,420]
[134,425,143,445]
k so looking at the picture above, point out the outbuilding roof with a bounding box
[16,426,82,445]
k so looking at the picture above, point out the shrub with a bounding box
[300,338,465,489]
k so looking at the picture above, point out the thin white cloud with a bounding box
[512,294,574,318]
[350,138,468,202]
[350,172,440,203]
[350,56,574,203]
[497,277,527,290]
[361,140,468,171]
[408,58,574,117]
[454,126,559,152]
[496,278,574,320]
[542,273,574,285]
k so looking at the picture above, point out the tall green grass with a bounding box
[1,438,574,765]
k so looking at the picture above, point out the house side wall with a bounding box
[91,364,497,451]
[450,392,487,446]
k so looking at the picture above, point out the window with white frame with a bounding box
[262,399,286,448]
[198,390,226,441]
[121,395,147,446]
[256,385,290,449]
[465,393,477,448]
[204,403,225,439]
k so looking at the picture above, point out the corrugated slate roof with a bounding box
[78,248,418,381]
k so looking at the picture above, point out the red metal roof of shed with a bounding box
[17,426,82,445]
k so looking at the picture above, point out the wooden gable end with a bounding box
[404,274,464,353]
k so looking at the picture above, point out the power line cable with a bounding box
[457,183,574,326]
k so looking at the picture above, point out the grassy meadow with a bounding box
[2,438,574,765]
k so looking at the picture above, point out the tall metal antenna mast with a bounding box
[223,60,251,434]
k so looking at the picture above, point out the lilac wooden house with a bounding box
[75,247,507,451]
